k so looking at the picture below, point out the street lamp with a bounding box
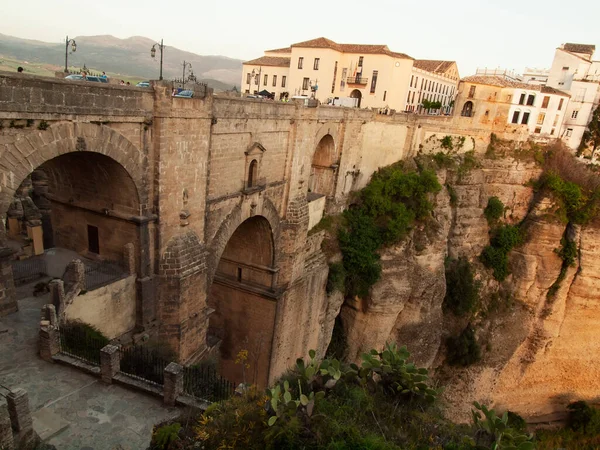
[251,67,262,94]
[181,60,193,88]
[64,36,77,73]
[150,39,164,81]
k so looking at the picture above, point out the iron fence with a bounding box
[84,260,127,291]
[58,323,108,365]
[120,345,169,386]
[10,257,47,286]
[183,365,235,403]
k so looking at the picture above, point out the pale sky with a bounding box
[3,0,599,77]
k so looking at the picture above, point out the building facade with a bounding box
[456,75,570,139]
[241,37,459,113]
[545,43,600,150]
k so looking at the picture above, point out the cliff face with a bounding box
[337,156,600,421]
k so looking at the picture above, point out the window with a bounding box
[246,73,251,85]
[541,96,550,108]
[415,77,418,88]
[572,110,579,119]
[282,76,286,88]
[358,56,364,67]
[298,57,304,69]
[248,159,258,188]
[526,94,535,106]
[313,58,320,70]
[553,115,559,126]
[254,74,259,85]
[519,93,526,105]
[263,74,268,86]
[521,112,530,124]
[550,128,555,135]
[485,110,489,116]
[407,91,411,103]
[534,127,542,134]
[537,113,545,125]
[383,90,387,102]
[562,66,569,70]
[370,70,378,94]
[87,225,99,254]
[331,61,338,94]
[511,111,520,124]
[302,77,309,90]
[411,91,415,103]
[272,75,277,87]
[558,98,564,110]
[410,75,414,87]
[421,78,424,89]
[566,128,573,137]
[468,85,476,98]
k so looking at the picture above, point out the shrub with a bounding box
[471,402,534,449]
[38,120,49,130]
[326,262,346,294]
[567,401,600,435]
[338,163,441,297]
[446,326,481,366]
[441,135,454,150]
[433,151,456,168]
[484,196,504,224]
[457,151,480,180]
[443,257,480,316]
[481,225,523,281]
[60,321,109,364]
[150,423,181,450]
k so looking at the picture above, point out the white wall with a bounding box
[406,68,458,113]
[241,63,291,98]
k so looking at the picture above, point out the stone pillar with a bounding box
[7,388,32,432]
[100,345,120,384]
[49,280,65,318]
[39,325,59,362]
[163,362,183,406]
[26,223,44,256]
[124,243,136,276]
[41,304,58,327]
[0,397,14,450]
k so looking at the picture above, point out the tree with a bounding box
[579,106,600,158]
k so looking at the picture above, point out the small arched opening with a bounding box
[247,159,258,188]
[207,216,276,387]
[309,134,337,197]
[461,101,474,117]
[350,89,362,108]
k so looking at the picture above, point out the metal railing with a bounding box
[346,76,368,85]
[58,323,108,365]
[10,257,47,286]
[84,260,127,291]
[120,345,169,386]
[183,365,235,403]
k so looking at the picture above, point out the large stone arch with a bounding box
[207,196,281,286]
[0,122,146,219]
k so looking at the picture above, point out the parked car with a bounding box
[173,90,194,98]
[136,81,150,88]
[64,74,108,83]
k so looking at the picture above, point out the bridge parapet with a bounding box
[0,72,154,118]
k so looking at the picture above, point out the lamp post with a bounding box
[181,61,193,88]
[150,39,164,81]
[64,36,77,73]
[251,67,262,95]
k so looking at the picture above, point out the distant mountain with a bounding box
[0,34,242,91]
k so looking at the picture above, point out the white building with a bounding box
[522,68,549,86]
[405,60,460,113]
[546,43,600,150]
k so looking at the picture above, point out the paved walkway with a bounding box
[0,283,181,450]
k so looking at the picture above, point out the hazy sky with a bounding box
[3,0,599,76]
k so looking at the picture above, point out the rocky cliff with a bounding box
[331,152,600,422]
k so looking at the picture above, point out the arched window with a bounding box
[461,101,474,117]
[248,159,258,188]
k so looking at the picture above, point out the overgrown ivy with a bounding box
[338,163,441,298]
[480,224,523,281]
[443,257,480,316]
[484,196,504,224]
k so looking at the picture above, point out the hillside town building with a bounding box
[242,37,459,113]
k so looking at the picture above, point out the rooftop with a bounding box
[290,37,413,59]
[413,60,455,74]
[243,56,291,67]
[563,43,596,55]
[462,75,570,96]
[265,47,292,54]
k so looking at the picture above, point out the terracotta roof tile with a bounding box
[414,60,455,73]
[265,47,292,54]
[290,37,413,59]
[541,85,570,97]
[243,56,290,67]
[563,43,595,55]
[461,76,571,97]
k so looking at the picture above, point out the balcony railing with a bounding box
[346,77,368,85]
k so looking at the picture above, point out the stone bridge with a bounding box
[0,72,507,385]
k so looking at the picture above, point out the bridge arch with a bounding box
[309,133,338,197]
[0,122,146,219]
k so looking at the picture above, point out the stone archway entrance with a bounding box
[350,89,362,108]
[309,134,337,197]
[207,216,277,387]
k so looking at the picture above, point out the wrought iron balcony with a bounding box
[346,76,368,85]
